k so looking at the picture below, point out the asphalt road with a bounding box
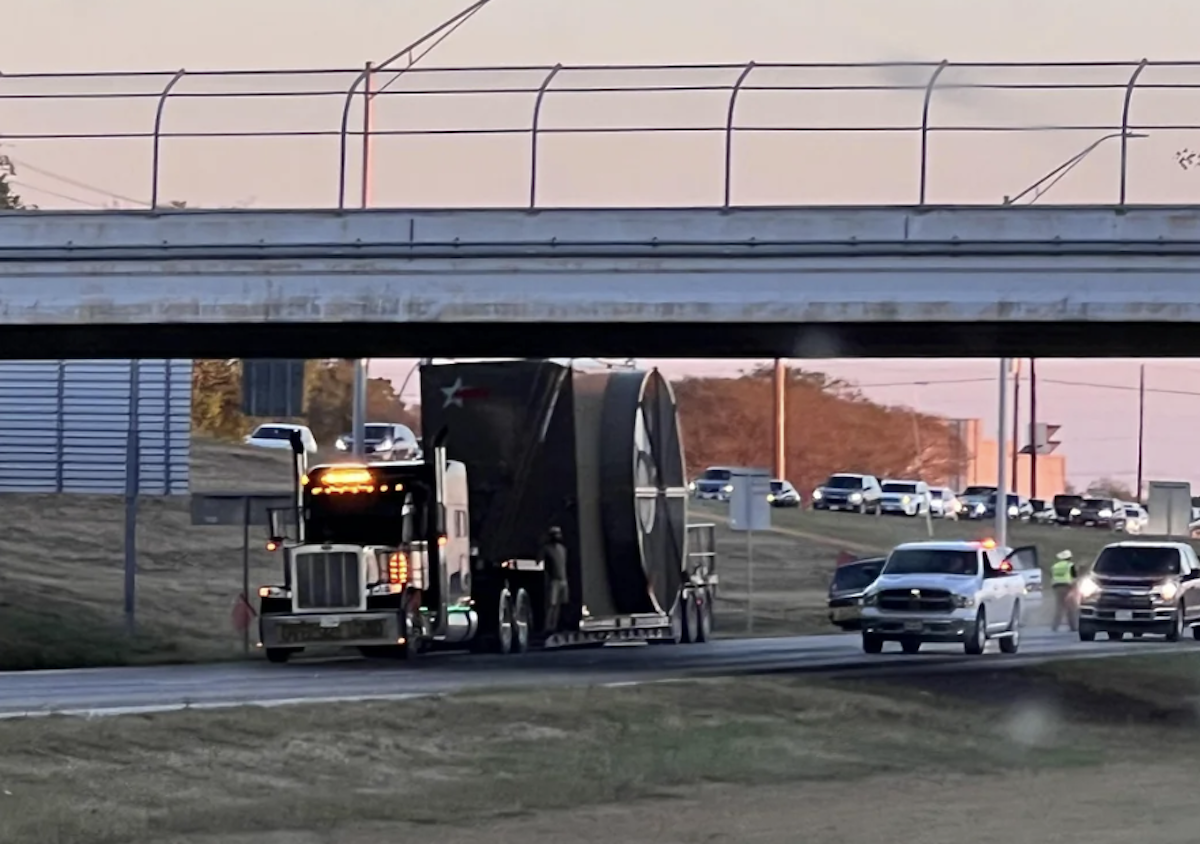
[2,628,1194,718]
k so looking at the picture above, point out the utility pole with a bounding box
[1136,364,1146,503]
[350,61,374,455]
[772,359,786,479]
[1011,359,1021,496]
[1029,358,1038,499]
[996,358,1009,549]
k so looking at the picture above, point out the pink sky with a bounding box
[8,0,1200,489]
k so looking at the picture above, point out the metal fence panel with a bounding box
[0,360,192,495]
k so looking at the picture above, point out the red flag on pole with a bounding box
[231,593,257,633]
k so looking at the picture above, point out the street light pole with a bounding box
[996,358,1009,550]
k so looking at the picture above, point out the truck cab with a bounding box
[859,540,1035,656]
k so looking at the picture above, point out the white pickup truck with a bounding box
[858,540,1038,655]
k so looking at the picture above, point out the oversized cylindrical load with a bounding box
[419,360,688,624]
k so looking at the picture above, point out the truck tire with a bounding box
[999,604,1021,654]
[682,590,700,644]
[265,648,297,664]
[496,587,516,655]
[862,633,883,654]
[1166,605,1185,642]
[900,637,921,654]
[964,608,987,655]
[511,588,532,654]
[695,589,713,643]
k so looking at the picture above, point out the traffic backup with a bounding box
[256,360,720,663]
[857,540,1038,655]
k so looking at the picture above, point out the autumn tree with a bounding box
[1085,477,1134,500]
[301,360,420,444]
[191,359,247,438]
[672,367,965,493]
[0,155,27,210]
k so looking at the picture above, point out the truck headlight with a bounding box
[1098,508,1113,519]
[1077,576,1099,599]
[335,437,348,451]
[688,481,696,492]
[767,493,776,502]
[901,495,911,505]
[1157,580,1180,601]
[849,492,863,503]
[812,489,823,500]
[1008,505,1019,517]
[974,503,985,514]
[862,592,878,607]
[1070,507,1081,516]
[951,594,976,608]
[723,484,734,493]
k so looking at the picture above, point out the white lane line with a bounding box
[0,692,434,721]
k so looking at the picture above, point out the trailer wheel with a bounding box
[695,589,713,643]
[682,589,700,643]
[511,588,532,654]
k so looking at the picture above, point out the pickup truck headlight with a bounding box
[951,594,976,609]
[849,492,863,503]
[901,495,911,505]
[1070,507,1082,516]
[1007,505,1019,517]
[1077,576,1099,599]
[812,489,823,500]
[862,592,878,607]
[1099,508,1113,519]
[1156,580,1180,602]
[335,436,348,451]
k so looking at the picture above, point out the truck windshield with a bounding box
[882,482,917,494]
[884,549,978,576]
[1093,546,1181,577]
[702,469,732,481]
[961,486,994,497]
[826,476,864,489]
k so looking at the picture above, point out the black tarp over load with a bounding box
[419,360,687,626]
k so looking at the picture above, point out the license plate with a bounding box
[1115,610,1133,622]
[831,606,859,621]
[904,621,924,632]
[319,617,340,629]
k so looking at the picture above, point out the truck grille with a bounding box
[294,551,361,610]
[1096,593,1154,610]
[878,589,954,612]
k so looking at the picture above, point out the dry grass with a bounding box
[702,501,1188,637]
[3,659,1198,844]
[0,439,296,669]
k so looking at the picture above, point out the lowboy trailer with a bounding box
[257,359,719,662]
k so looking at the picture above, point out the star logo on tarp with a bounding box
[441,377,488,408]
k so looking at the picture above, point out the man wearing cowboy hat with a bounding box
[1051,549,1079,632]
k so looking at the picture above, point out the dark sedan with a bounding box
[827,556,886,631]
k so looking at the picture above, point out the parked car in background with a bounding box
[244,423,318,456]
[827,556,885,630]
[689,466,737,501]
[1029,498,1057,524]
[928,487,961,519]
[984,493,1033,521]
[767,479,801,507]
[879,479,931,517]
[812,473,883,515]
[1053,493,1084,525]
[958,485,997,519]
[335,423,421,461]
[1077,497,1120,529]
[1116,502,1149,534]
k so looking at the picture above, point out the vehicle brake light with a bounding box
[998,560,1012,571]
[388,552,409,584]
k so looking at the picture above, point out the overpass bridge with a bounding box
[3,205,1200,359]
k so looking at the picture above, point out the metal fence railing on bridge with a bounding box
[4,59,1200,211]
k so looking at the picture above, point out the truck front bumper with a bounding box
[259,611,402,649]
[1078,604,1176,633]
[860,609,977,642]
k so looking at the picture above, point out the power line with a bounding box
[10,179,107,208]
[10,158,149,207]
[1042,377,1200,398]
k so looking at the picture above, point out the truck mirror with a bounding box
[267,507,291,544]
[401,495,415,542]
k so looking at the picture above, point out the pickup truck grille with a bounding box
[294,551,361,610]
[877,589,953,612]
[1096,593,1154,610]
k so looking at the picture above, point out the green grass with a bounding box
[4,665,1189,844]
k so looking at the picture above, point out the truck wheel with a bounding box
[696,590,713,643]
[1192,625,1200,641]
[999,604,1021,654]
[265,648,297,664]
[900,637,921,654]
[862,633,883,654]
[511,589,532,654]
[682,590,700,644]
[1105,630,1126,641]
[496,587,515,655]
[964,608,987,655]
[1166,606,1185,642]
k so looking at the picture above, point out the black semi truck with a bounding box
[256,359,719,663]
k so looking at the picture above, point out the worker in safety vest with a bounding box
[1051,549,1078,632]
